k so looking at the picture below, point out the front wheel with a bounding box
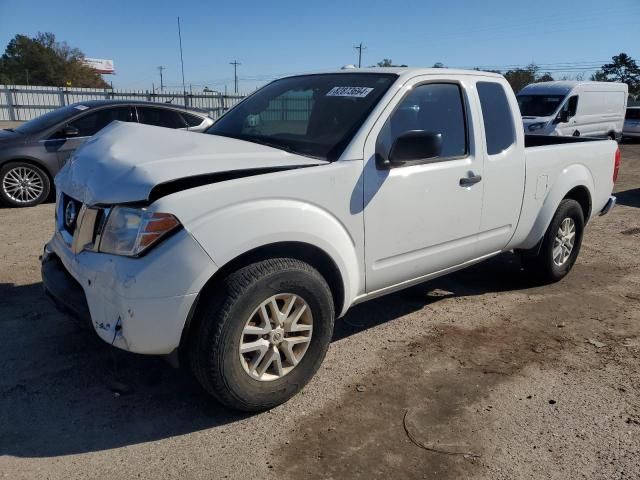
[0,162,51,207]
[188,258,335,411]
[520,199,585,282]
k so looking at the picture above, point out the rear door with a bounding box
[362,76,485,293]
[474,79,526,255]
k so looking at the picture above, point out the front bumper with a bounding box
[42,228,218,354]
[42,252,91,326]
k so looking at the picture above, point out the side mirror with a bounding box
[62,125,79,137]
[384,131,443,167]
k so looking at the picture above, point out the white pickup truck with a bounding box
[42,68,620,411]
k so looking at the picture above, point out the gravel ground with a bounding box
[1,142,639,479]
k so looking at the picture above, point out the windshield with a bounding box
[517,94,566,117]
[626,108,640,120]
[206,73,397,160]
[14,104,88,135]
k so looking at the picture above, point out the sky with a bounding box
[1,0,638,92]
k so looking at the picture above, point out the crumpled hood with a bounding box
[56,121,327,205]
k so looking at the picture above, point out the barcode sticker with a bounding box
[326,86,374,98]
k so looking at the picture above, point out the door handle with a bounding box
[459,174,482,187]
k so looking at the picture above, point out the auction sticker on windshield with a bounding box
[326,86,374,98]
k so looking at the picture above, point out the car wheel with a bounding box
[0,162,51,207]
[188,258,335,411]
[520,199,584,282]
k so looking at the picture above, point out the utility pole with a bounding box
[353,42,366,68]
[157,66,166,92]
[230,60,241,93]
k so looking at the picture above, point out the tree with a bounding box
[432,62,445,68]
[591,53,640,96]
[373,59,407,68]
[537,72,554,82]
[502,63,538,93]
[0,32,108,87]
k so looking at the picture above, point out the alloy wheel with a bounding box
[2,166,45,204]
[239,293,313,381]
[552,217,576,266]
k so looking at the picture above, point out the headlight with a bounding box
[99,207,181,257]
[528,122,547,132]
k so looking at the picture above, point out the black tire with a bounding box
[520,199,584,282]
[0,162,51,207]
[188,258,335,412]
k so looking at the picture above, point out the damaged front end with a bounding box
[41,192,218,355]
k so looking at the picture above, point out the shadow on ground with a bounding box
[0,252,537,458]
[615,188,640,208]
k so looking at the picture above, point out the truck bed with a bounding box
[508,134,617,251]
[525,134,606,148]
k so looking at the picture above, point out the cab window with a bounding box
[378,83,468,160]
[477,82,515,155]
[566,96,579,117]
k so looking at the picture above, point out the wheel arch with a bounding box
[518,163,595,250]
[563,185,592,221]
[178,241,346,355]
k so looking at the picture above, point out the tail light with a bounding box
[613,147,621,183]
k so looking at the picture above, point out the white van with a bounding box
[518,81,628,140]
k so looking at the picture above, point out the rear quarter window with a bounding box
[182,112,205,127]
[477,81,516,155]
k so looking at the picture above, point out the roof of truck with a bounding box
[287,67,504,78]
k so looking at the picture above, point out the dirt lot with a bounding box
[1,143,639,480]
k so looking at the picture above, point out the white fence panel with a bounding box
[0,85,249,121]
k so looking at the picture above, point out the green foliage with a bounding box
[0,32,109,88]
[591,53,640,96]
[374,59,408,68]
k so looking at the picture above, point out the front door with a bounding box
[363,77,484,293]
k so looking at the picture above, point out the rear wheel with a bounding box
[520,199,584,282]
[0,162,51,207]
[188,258,335,411]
